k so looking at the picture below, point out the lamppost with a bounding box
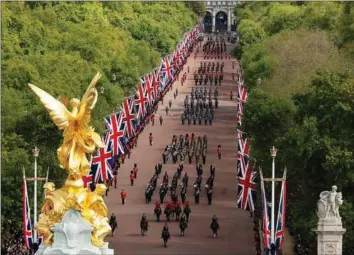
[270,146,277,244]
[32,146,40,243]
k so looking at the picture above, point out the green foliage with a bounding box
[237,19,265,48]
[184,1,206,17]
[235,2,354,253]
[1,1,198,238]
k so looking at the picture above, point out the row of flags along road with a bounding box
[235,63,286,250]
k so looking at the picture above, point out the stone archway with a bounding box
[215,11,228,32]
[203,11,213,33]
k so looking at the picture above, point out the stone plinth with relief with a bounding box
[35,210,114,255]
[315,185,346,255]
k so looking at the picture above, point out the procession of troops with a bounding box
[109,35,227,248]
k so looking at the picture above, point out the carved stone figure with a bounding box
[317,185,343,219]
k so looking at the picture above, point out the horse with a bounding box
[164,207,171,222]
[210,221,219,238]
[109,220,117,237]
[175,204,182,221]
[140,220,149,236]
[179,219,188,236]
[160,184,168,203]
[154,207,162,222]
[161,229,170,247]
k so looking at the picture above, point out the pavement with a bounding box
[103,38,256,255]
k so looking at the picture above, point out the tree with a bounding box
[1,1,198,239]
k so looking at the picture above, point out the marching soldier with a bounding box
[188,115,192,125]
[209,113,213,126]
[181,114,185,125]
[207,188,213,205]
[193,114,197,125]
[194,186,200,204]
[198,114,203,125]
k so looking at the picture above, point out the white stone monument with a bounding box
[36,210,114,255]
[316,185,346,255]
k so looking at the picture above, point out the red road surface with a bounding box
[104,37,255,255]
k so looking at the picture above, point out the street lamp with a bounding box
[100,86,105,94]
[32,146,40,243]
[270,146,277,245]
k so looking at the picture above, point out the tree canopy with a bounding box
[1,1,202,238]
[235,2,354,253]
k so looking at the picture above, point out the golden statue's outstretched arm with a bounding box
[28,83,71,130]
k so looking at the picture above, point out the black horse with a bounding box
[175,204,182,221]
[161,229,170,247]
[154,207,162,222]
[179,217,188,236]
[210,221,219,238]
[140,219,149,236]
[164,206,171,222]
[109,217,118,236]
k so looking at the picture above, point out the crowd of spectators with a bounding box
[1,232,31,255]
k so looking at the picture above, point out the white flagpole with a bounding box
[270,146,277,245]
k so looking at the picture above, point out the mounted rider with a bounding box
[154,202,162,222]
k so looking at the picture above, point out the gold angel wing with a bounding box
[28,84,71,130]
[77,72,101,125]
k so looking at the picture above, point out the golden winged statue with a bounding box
[28,72,104,179]
[30,72,111,247]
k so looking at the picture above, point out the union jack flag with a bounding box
[142,74,154,105]
[237,129,251,176]
[134,82,148,119]
[236,112,242,126]
[275,169,287,249]
[160,56,174,88]
[261,170,272,249]
[237,100,244,115]
[91,137,114,183]
[105,112,125,157]
[238,85,248,102]
[151,69,160,100]
[23,179,33,249]
[82,171,94,188]
[173,49,181,69]
[237,164,257,212]
[120,97,136,138]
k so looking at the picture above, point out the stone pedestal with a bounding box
[316,218,346,255]
[35,210,114,255]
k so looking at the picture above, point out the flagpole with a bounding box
[32,146,40,244]
[45,167,49,183]
[270,146,277,245]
